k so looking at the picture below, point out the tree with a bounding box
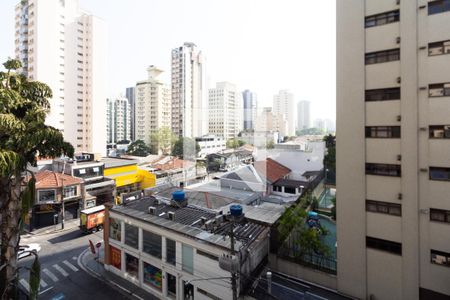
[126,140,150,157]
[330,196,336,220]
[149,127,177,155]
[266,140,275,149]
[226,138,245,149]
[171,137,200,160]
[296,127,324,136]
[0,59,74,298]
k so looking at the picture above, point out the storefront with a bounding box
[32,204,60,229]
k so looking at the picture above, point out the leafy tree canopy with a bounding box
[126,139,150,157]
[149,126,177,155]
[171,137,200,160]
[226,138,245,149]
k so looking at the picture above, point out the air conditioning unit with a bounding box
[396,77,401,84]
[398,193,403,200]
[397,154,402,161]
[434,129,444,138]
[444,126,450,138]
[168,211,175,221]
[148,206,156,215]
[397,115,402,122]
[396,37,401,44]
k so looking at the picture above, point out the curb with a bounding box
[22,222,80,238]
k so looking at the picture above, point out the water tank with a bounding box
[172,191,185,202]
[230,204,243,217]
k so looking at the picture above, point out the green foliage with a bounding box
[126,140,151,157]
[323,134,336,178]
[296,127,325,136]
[149,127,177,155]
[330,196,336,220]
[171,137,200,160]
[226,138,245,149]
[29,255,40,300]
[266,140,275,149]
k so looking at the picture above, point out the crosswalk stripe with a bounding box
[53,264,69,277]
[63,260,79,272]
[20,278,30,293]
[43,268,59,282]
[40,279,48,288]
[72,256,77,261]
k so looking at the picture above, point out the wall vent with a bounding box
[396,77,401,84]
[397,115,402,122]
[396,37,401,44]
[398,193,403,200]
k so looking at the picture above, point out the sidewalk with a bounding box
[79,245,158,300]
[21,218,80,238]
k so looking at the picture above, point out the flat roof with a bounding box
[101,157,139,168]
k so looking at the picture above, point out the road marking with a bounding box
[40,279,48,288]
[39,286,53,295]
[72,256,77,261]
[63,260,79,272]
[19,278,30,292]
[43,268,59,282]
[53,264,69,277]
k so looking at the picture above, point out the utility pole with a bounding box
[230,218,238,300]
[61,161,66,229]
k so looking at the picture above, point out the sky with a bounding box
[0,0,336,121]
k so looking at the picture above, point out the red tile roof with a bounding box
[151,156,195,171]
[254,158,291,183]
[32,170,82,189]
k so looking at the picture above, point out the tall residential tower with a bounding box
[297,100,311,130]
[242,89,258,131]
[106,97,131,144]
[273,90,296,136]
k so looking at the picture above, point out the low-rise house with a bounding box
[206,150,253,173]
[195,135,226,158]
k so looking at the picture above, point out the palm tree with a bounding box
[0,59,74,298]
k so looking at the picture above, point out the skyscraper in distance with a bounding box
[125,87,136,141]
[242,90,258,131]
[273,90,296,136]
[297,100,311,130]
[106,97,131,144]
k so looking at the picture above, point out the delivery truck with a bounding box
[79,205,105,233]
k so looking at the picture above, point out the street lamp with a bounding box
[61,161,66,230]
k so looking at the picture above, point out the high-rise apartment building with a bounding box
[337,1,450,299]
[15,0,107,155]
[106,97,131,144]
[208,82,243,140]
[125,87,136,141]
[242,89,258,131]
[171,42,206,138]
[273,90,296,136]
[297,100,311,130]
[135,66,171,147]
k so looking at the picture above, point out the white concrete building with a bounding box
[171,42,206,139]
[338,1,450,299]
[135,66,171,147]
[273,90,296,136]
[15,0,107,155]
[195,135,226,158]
[208,82,243,140]
[297,100,311,130]
[106,97,131,144]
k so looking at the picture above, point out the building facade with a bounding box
[171,42,206,138]
[126,87,136,141]
[135,66,171,147]
[273,90,296,136]
[242,89,258,131]
[208,82,243,140]
[15,0,107,155]
[337,1,450,299]
[297,100,311,130]
[106,97,131,144]
[195,135,226,158]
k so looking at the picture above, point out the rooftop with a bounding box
[254,158,291,184]
[101,157,139,169]
[32,170,82,189]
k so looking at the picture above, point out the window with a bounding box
[366,236,402,255]
[284,187,296,194]
[430,167,450,181]
[63,186,77,198]
[125,253,139,278]
[429,125,450,138]
[273,186,282,192]
[429,83,450,97]
[142,230,162,258]
[431,249,450,266]
[125,224,138,249]
[182,244,194,274]
[197,288,222,300]
[197,250,218,261]
[143,262,162,291]
[365,10,399,28]
[167,273,177,298]
[365,88,400,101]
[110,245,121,270]
[428,0,450,15]
[38,190,56,202]
[109,218,121,241]
[366,200,401,216]
[365,49,400,65]
[430,208,450,223]
[365,126,401,138]
[366,163,401,177]
[166,238,176,265]
[428,40,450,56]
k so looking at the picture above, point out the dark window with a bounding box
[429,83,450,97]
[109,218,121,241]
[166,238,176,265]
[273,186,282,192]
[38,190,56,202]
[167,273,177,297]
[431,249,450,267]
[428,40,450,56]
[366,236,402,255]
[430,208,450,223]
[73,165,103,179]
[428,0,450,15]
[429,167,450,181]
[366,200,401,216]
[429,125,450,138]
[365,88,400,101]
[365,49,400,65]
[366,163,401,177]
[366,126,401,138]
[142,230,162,258]
[124,224,138,249]
[125,253,139,278]
[284,187,296,194]
[365,10,399,28]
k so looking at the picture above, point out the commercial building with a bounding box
[195,135,226,158]
[135,66,171,147]
[171,42,206,138]
[297,100,311,130]
[106,97,131,144]
[125,87,136,141]
[273,90,296,136]
[242,90,258,131]
[15,0,107,155]
[337,1,450,299]
[208,82,243,140]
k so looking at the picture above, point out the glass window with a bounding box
[428,0,450,15]
[365,49,400,65]
[142,230,162,258]
[110,245,121,270]
[430,208,450,223]
[366,200,401,216]
[143,262,162,291]
[182,244,194,274]
[431,249,450,267]
[63,186,77,198]
[109,218,122,241]
[430,167,450,181]
[125,253,139,278]
[38,190,56,202]
[365,10,399,28]
[167,273,177,298]
[366,236,402,255]
[166,238,176,265]
[125,224,139,249]
[284,187,296,194]
[365,88,400,101]
[366,163,401,177]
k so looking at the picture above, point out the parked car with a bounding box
[18,244,41,260]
